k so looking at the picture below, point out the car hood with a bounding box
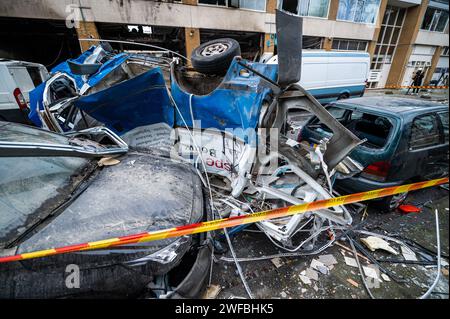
[17,152,204,255]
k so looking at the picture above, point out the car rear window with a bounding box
[306,106,393,149]
[409,114,440,150]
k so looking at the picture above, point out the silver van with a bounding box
[0,59,49,123]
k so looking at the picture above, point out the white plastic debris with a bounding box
[310,259,326,271]
[362,265,380,280]
[381,273,391,282]
[286,139,300,147]
[401,245,418,261]
[318,254,338,266]
[360,236,398,255]
[299,274,312,285]
[271,257,284,269]
[305,268,319,281]
[344,256,358,268]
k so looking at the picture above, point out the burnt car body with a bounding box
[0,122,211,298]
[300,97,449,210]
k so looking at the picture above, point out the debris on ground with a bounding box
[398,204,421,214]
[203,285,222,299]
[344,256,359,268]
[360,236,398,255]
[401,245,418,261]
[318,254,338,266]
[347,278,359,288]
[271,258,284,269]
[98,157,121,166]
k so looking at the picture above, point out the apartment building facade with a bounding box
[1,0,448,88]
[189,0,450,88]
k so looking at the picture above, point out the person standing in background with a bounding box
[412,69,425,94]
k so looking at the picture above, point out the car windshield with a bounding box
[307,105,394,149]
[0,122,91,247]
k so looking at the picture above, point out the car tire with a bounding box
[191,38,241,75]
[375,191,409,212]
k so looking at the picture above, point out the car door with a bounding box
[408,112,447,180]
[436,110,449,176]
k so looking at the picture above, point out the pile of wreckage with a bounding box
[12,10,444,299]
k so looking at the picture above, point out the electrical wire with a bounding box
[419,209,441,299]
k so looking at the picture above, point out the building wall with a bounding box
[0,0,448,88]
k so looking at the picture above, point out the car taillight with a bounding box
[13,88,28,110]
[361,161,391,182]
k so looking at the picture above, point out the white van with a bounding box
[266,50,370,104]
[0,59,49,123]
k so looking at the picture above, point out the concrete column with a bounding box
[182,0,197,4]
[424,46,443,85]
[263,33,275,53]
[76,21,100,52]
[262,0,277,54]
[266,0,277,13]
[182,0,199,64]
[185,27,201,61]
[323,37,333,51]
[367,0,388,58]
[386,0,429,87]
[328,0,340,21]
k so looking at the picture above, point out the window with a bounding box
[337,0,381,24]
[345,111,393,148]
[239,0,266,11]
[369,6,406,88]
[199,0,227,5]
[332,38,368,51]
[410,114,440,150]
[442,46,449,56]
[279,0,330,18]
[328,106,347,120]
[438,112,449,143]
[421,7,449,32]
[303,36,324,49]
[198,0,266,11]
[307,107,393,149]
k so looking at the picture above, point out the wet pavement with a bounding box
[365,88,449,104]
[210,187,449,299]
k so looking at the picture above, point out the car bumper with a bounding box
[336,176,405,200]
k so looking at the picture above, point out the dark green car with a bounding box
[300,97,449,211]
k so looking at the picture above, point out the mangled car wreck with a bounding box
[1,10,371,298]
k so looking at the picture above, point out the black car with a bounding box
[300,97,449,211]
[0,121,211,298]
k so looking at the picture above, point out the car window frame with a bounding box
[408,112,441,151]
[436,111,449,144]
[306,104,398,152]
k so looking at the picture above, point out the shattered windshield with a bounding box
[0,122,90,246]
[0,121,72,145]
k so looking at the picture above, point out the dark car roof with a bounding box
[334,97,448,116]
